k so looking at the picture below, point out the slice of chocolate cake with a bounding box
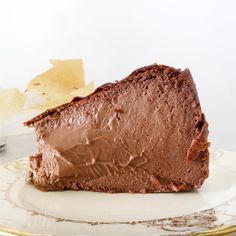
[25,64,210,193]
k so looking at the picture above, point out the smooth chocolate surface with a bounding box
[25,64,210,193]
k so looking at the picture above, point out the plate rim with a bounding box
[1,149,236,236]
[1,222,236,236]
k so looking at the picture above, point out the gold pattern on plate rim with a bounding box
[0,149,236,236]
[1,222,236,236]
[0,225,47,236]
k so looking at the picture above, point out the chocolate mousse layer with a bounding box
[25,64,210,193]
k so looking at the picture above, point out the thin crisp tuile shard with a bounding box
[0,59,94,123]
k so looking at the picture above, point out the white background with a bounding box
[0,0,235,150]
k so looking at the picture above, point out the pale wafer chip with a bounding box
[26,59,84,101]
[0,88,25,122]
[50,58,85,88]
[29,82,95,112]
[0,59,95,122]
[24,59,94,111]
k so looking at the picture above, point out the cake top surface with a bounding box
[24,64,181,127]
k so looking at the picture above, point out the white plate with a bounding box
[0,149,236,236]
